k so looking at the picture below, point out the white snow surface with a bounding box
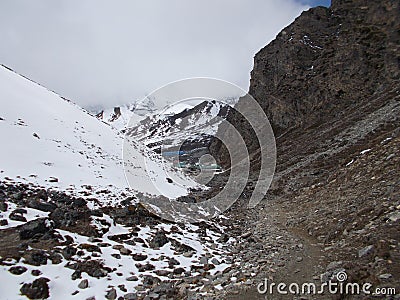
[0,65,198,200]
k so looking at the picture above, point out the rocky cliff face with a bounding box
[211,0,399,166]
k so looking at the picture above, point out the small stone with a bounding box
[119,247,131,255]
[132,253,147,261]
[124,293,137,300]
[148,292,159,298]
[387,211,400,222]
[241,231,252,239]
[211,258,220,265]
[0,219,8,226]
[9,211,26,222]
[199,257,208,265]
[9,266,27,275]
[358,245,374,258]
[112,244,123,250]
[296,257,303,262]
[168,257,179,267]
[49,252,63,264]
[183,251,193,258]
[135,263,155,272]
[31,269,42,276]
[78,279,89,289]
[155,269,170,276]
[244,279,253,285]
[106,288,117,300]
[126,276,138,281]
[149,231,169,249]
[71,270,82,280]
[118,284,127,292]
[48,177,59,183]
[79,243,102,253]
[173,267,185,274]
[0,201,8,212]
[379,273,392,280]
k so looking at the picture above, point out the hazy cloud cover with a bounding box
[0,0,330,109]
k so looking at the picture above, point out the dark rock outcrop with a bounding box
[19,218,52,240]
[211,0,400,165]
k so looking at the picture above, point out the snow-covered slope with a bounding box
[127,100,232,153]
[0,65,197,201]
[94,104,141,132]
[94,100,195,133]
[0,66,235,300]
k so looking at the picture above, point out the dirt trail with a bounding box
[225,198,329,300]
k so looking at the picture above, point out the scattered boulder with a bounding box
[49,252,63,264]
[135,263,155,272]
[240,231,252,239]
[378,273,392,280]
[48,177,58,183]
[19,218,52,240]
[126,276,138,281]
[62,246,77,260]
[199,256,208,265]
[31,270,42,276]
[142,275,160,287]
[358,245,374,258]
[24,250,48,266]
[66,260,110,278]
[105,287,117,300]
[78,279,89,289]
[132,253,147,261]
[9,266,27,275]
[124,293,138,300]
[79,243,102,253]
[173,267,185,275]
[386,211,400,223]
[0,201,8,212]
[168,257,180,267]
[119,247,131,255]
[9,210,27,222]
[155,269,170,277]
[111,253,121,259]
[149,230,169,249]
[20,277,50,299]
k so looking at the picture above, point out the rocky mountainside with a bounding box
[211,0,399,166]
[206,0,400,298]
[127,100,231,153]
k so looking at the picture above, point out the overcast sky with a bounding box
[0,0,330,109]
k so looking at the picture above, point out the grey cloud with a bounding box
[0,0,308,109]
